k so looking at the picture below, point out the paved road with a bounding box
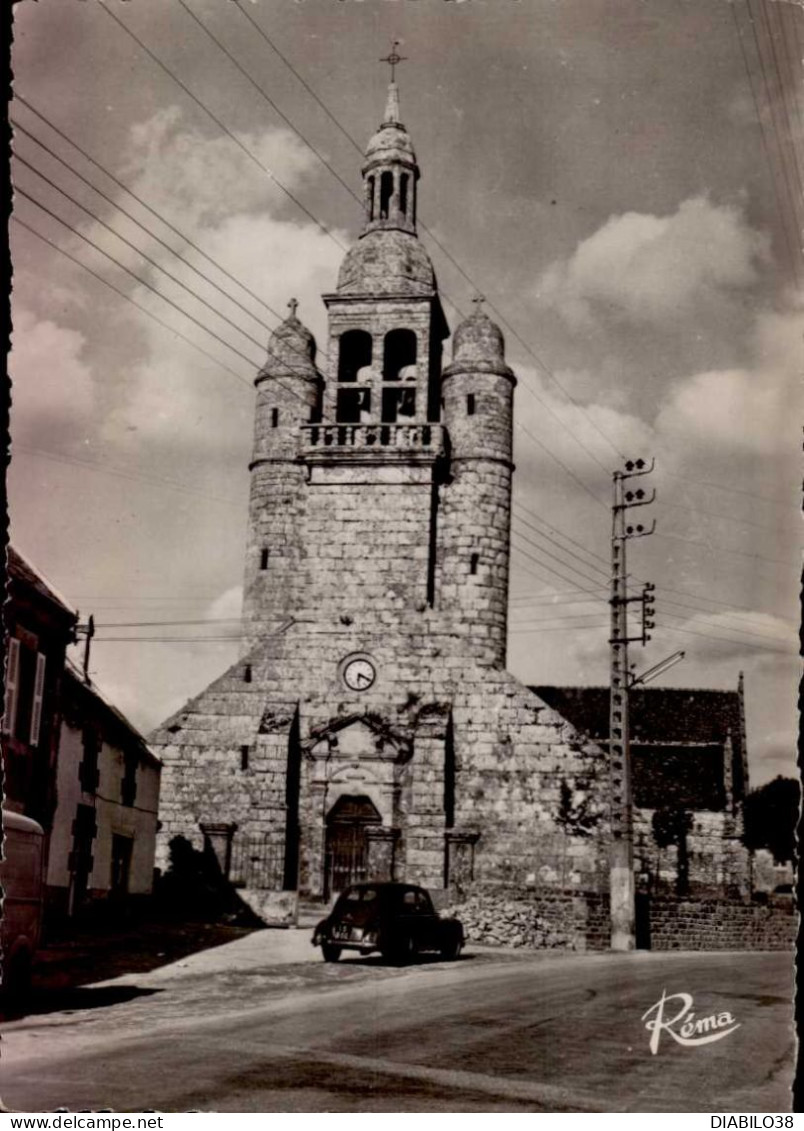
[1,940,794,1113]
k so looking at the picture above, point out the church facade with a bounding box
[151,81,613,905]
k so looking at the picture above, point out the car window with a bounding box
[416,890,434,914]
[402,889,431,914]
[342,887,377,903]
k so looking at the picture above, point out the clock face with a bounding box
[343,657,376,692]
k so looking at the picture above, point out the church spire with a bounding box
[361,52,419,236]
[379,41,406,125]
[383,81,401,126]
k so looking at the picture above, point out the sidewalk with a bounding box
[101,924,320,987]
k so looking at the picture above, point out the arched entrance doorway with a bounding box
[324,795,381,898]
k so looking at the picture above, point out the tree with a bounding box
[742,776,799,865]
[652,806,693,895]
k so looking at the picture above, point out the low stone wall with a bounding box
[646,894,796,951]
[448,887,795,952]
[446,888,610,952]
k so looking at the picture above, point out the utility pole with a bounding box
[609,458,655,951]
[75,614,95,683]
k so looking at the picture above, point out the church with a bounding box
[150,78,751,937]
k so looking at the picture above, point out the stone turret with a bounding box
[241,305,323,649]
[438,305,517,668]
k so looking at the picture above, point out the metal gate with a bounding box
[229,835,284,891]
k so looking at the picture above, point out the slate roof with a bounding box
[531,684,747,801]
[62,659,161,768]
[7,545,78,621]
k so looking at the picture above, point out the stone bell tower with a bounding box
[321,77,449,432]
[154,69,610,915]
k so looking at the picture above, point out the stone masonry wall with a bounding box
[647,894,795,950]
[634,807,751,896]
[452,669,610,893]
[445,887,610,951]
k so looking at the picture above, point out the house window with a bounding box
[110,834,133,898]
[2,638,46,746]
[241,745,250,771]
[79,725,101,793]
[271,408,279,428]
[382,328,417,381]
[467,394,476,416]
[260,548,270,571]
[337,330,372,383]
[470,553,479,575]
[121,752,138,808]
[244,664,253,683]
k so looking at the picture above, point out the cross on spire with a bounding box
[287,297,299,318]
[380,40,407,82]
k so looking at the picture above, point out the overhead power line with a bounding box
[655,529,798,570]
[14,93,327,347]
[511,535,607,597]
[13,117,278,341]
[730,0,803,289]
[512,504,610,577]
[12,216,252,388]
[96,0,619,498]
[12,438,242,507]
[229,0,626,469]
[15,186,261,375]
[654,618,796,657]
[96,0,348,253]
[15,152,270,357]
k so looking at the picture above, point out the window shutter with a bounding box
[3,638,20,735]
[29,652,47,747]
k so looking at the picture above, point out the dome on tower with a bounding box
[444,307,515,379]
[258,305,319,381]
[337,228,436,296]
[363,82,417,170]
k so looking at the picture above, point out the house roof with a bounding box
[62,658,161,768]
[7,545,78,622]
[531,684,744,756]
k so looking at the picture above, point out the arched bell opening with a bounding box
[379,171,394,220]
[382,328,417,380]
[338,329,373,383]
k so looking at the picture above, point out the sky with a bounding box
[8,0,802,786]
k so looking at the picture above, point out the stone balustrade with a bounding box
[301,421,444,455]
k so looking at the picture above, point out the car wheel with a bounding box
[385,934,417,966]
[440,935,463,961]
[321,943,342,963]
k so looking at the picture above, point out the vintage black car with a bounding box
[312,881,464,964]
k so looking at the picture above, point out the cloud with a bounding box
[122,106,319,230]
[98,108,345,451]
[10,307,96,444]
[655,367,783,456]
[537,196,770,326]
[654,305,803,456]
[208,585,244,622]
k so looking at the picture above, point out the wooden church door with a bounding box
[324,795,381,898]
